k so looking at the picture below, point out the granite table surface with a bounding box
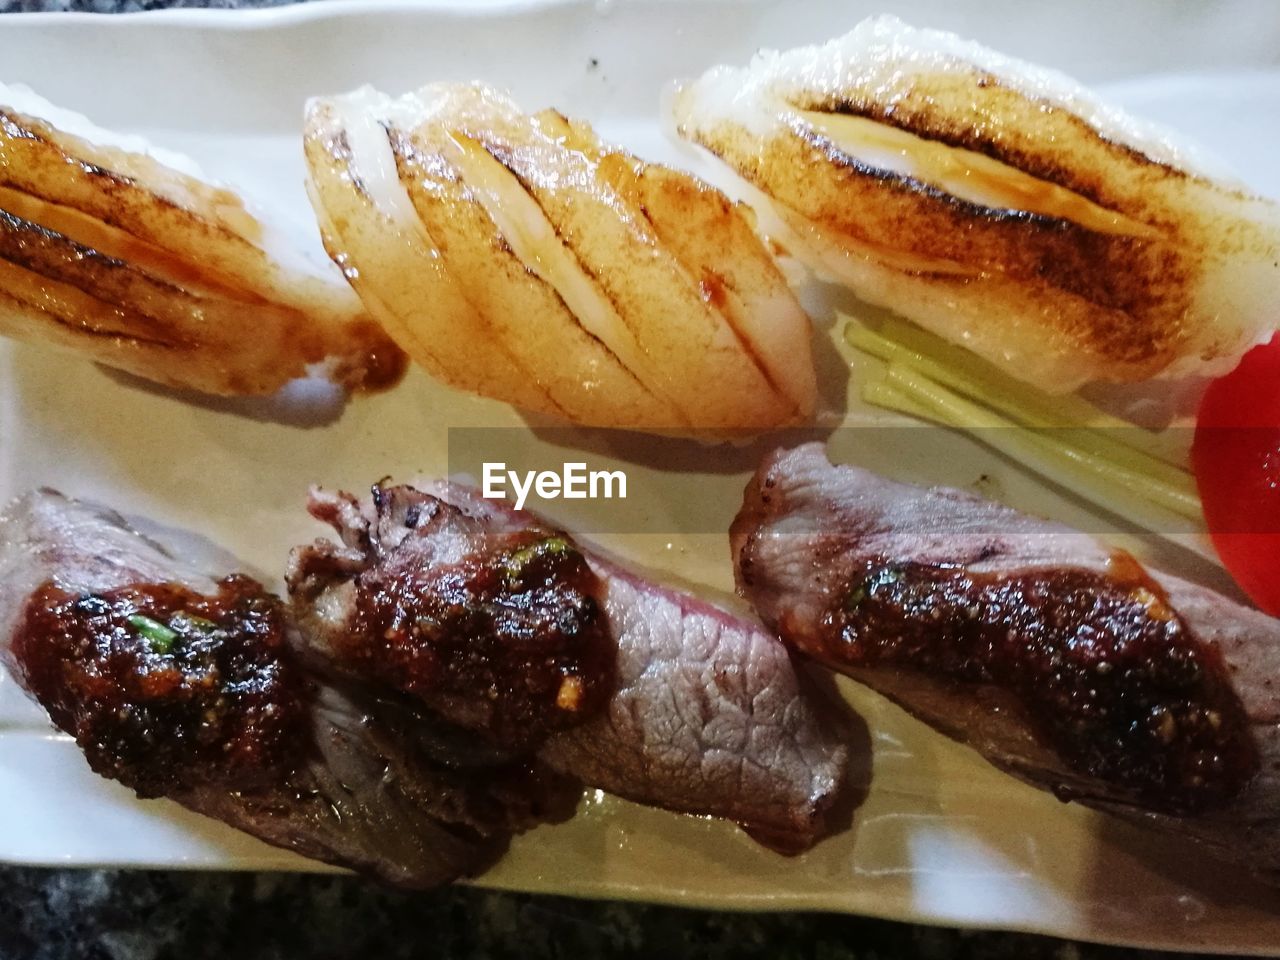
[0,1,1260,958]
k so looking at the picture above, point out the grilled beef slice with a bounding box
[731,443,1280,875]
[0,489,574,887]
[287,480,852,853]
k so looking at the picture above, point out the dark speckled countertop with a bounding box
[0,2,1246,958]
[0,867,1196,960]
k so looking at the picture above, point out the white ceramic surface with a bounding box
[1,1,1279,953]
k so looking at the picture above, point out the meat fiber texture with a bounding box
[732,443,1280,876]
[288,479,853,853]
[0,489,565,888]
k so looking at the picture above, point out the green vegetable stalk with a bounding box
[127,614,178,654]
[846,316,1203,536]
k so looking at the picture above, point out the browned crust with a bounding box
[0,208,202,342]
[0,103,402,395]
[534,107,805,404]
[794,70,1196,206]
[716,118,1190,367]
[0,207,341,394]
[383,126,568,418]
[595,153,804,411]
[0,109,263,291]
[676,42,1280,384]
[473,136,659,350]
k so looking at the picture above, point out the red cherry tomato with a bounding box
[1192,334,1280,616]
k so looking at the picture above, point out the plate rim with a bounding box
[1,0,700,28]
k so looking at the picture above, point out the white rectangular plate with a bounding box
[2,1,1279,953]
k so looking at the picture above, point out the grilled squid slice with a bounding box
[303,82,816,433]
[671,16,1280,392]
[0,83,402,396]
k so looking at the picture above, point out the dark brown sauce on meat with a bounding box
[344,533,613,751]
[13,576,310,799]
[822,554,1258,812]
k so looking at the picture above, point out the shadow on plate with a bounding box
[99,365,350,430]
[1078,811,1280,925]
